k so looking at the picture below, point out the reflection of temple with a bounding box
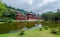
[16,12,40,20]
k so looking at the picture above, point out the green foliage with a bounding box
[56,27,60,32]
[44,26,48,30]
[41,11,60,21]
[0,2,7,14]
[51,28,59,34]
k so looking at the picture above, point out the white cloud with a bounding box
[28,0,33,5]
[2,0,60,14]
[39,0,56,7]
[2,0,33,5]
[30,0,56,11]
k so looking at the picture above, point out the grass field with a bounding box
[0,28,60,37]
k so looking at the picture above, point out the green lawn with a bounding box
[0,28,60,37]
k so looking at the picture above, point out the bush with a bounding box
[51,28,59,34]
[19,30,25,35]
[56,27,60,32]
[44,26,48,30]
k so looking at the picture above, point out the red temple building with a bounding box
[16,12,40,20]
[26,13,37,20]
[16,13,27,20]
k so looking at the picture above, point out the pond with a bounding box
[0,21,60,34]
[22,24,42,30]
[9,23,42,33]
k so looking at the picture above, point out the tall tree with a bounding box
[0,1,7,18]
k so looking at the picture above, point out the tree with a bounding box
[0,1,7,14]
[41,10,60,22]
[41,11,56,21]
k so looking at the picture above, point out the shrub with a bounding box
[19,30,25,35]
[51,28,59,34]
[56,27,60,32]
[44,26,48,30]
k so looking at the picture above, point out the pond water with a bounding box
[20,24,43,30]
[9,24,42,33]
[0,21,60,34]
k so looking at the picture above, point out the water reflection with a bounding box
[22,24,42,30]
[10,23,43,34]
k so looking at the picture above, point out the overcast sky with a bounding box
[2,0,60,14]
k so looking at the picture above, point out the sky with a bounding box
[2,0,60,14]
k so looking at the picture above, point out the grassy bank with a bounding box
[0,28,60,37]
